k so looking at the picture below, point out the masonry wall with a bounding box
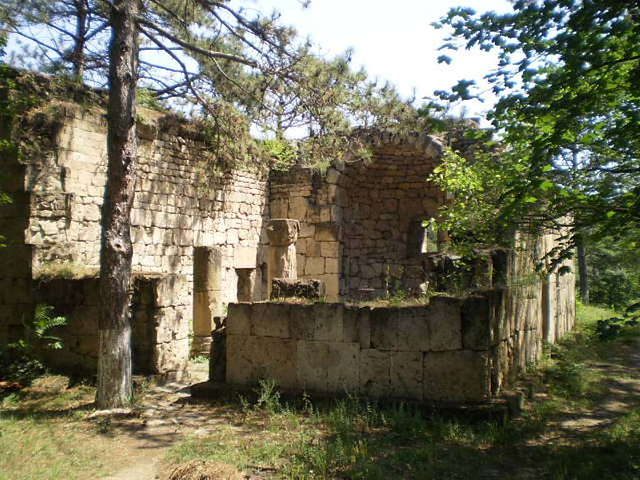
[1,96,271,371]
[26,107,269,293]
[224,228,576,402]
[225,294,522,402]
[269,135,444,300]
[35,275,190,380]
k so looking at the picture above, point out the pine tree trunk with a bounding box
[97,0,139,409]
[72,0,88,79]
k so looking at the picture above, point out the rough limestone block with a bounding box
[227,334,297,387]
[153,337,190,375]
[390,351,423,400]
[155,306,190,343]
[359,349,391,397]
[370,308,398,350]
[226,303,252,335]
[313,303,343,342]
[423,350,491,402]
[342,306,359,343]
[304,256,325,276]
[426,297,462,351]
[271,278,325,300]
[234,246,257,269]
[290,305,315,340]
[296,340,329,391]
[358,307,371,349]
[251,302,290,338]
[396,307,430,351]
[326,342,359,392]
[154,275,189,307]
[461,295,491,350]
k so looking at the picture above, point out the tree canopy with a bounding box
[431,0,639,260]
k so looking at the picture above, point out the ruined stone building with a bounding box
[0,73,575,401]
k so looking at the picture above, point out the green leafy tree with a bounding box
[431,1,640,272]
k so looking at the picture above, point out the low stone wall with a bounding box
[225,290,548,402]
[35,274,190,380]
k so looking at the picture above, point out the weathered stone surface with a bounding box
[396,307,430,351]
[227,334,297,388]
[390,351,423,399]
[251,302,290,338]
[266,219,299,246]
[314,303,343,342]
[290,305,315,340]
[426,297,462,351]
[359,349,390,397]
[234,246,257,269]
[461,295,491,350]
[226,303,251,335]
[271,278,325,300]
[423,350,491,402]
[370,308,398,350]
[326,342,359,392]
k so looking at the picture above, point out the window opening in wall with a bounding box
[407,219,439,258]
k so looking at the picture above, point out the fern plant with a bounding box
[1,304,67,384]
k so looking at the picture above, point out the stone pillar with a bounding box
[192,247,223,355]
[236,268,255,302]
[266,219,299,297]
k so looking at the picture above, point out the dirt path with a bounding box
[539,338,640,445]
[101,362,243,480]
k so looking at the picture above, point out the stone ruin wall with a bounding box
[225,233,575,401]
[269,136,445,300]
[269,168,342,299]
[0,102,270,375]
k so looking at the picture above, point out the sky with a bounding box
[238,0,514,122]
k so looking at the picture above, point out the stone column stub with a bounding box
[266,219,300,297]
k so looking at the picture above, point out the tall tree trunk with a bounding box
[97,0,139,409]
[72,0,88,79]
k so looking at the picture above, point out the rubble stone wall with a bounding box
[35,275,190,379]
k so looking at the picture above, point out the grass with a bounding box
[166,303,640,479]
[1,303,639,479]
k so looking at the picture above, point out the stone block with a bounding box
[426,297,462,351]
[234,246,257,269]
[305,256,325,276]
[325,257,339,274]
[461,295,491,350]
[296,340,329,391]
[396,307,430,351]
[390,351,423,400]
[290,305,315,340]
[326,342,359,392]
[423,350,490,402]
[357,307,371,349]
[313,303,343,342]
[154,275,189,307]
[370,308,398,350]
[271,278,325,300]
[227,334,297,388]
[152,337,190,375]
[267,219,299,246]
[251,302,290,338]
[342,306,359,343]
[359,349,390,397]
[226,303,252,335]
